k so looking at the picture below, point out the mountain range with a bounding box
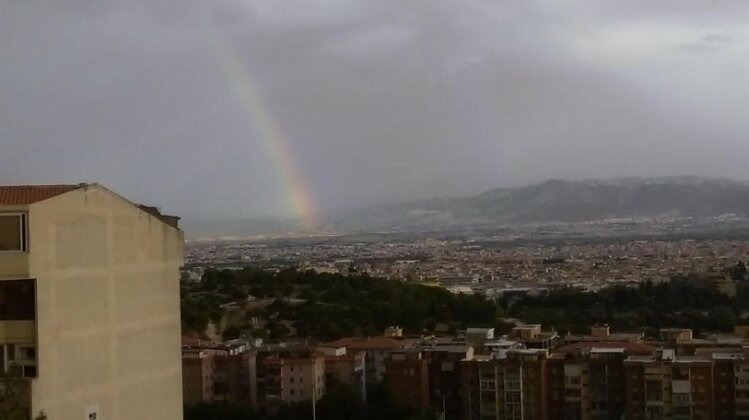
[332,176,749,232]
[184,176,749,238]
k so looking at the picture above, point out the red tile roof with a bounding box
[0,184,82,205]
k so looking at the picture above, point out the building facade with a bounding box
[255,344,326,414]
[0,184,184,419]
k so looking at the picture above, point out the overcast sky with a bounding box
[2,0,749,220]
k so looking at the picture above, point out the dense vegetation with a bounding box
[182,267,499,339]
[182,263,749,340]
[503,278,749,335]
[184,384,438,420]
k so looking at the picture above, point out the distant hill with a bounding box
[333,176,749,231]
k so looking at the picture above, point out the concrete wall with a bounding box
[27,185,184,420]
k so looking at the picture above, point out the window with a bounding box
[0,214,26,252]
[0,279,35,321]
[17,346,35,361]
[22,365,37,378]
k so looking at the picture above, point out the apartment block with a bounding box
[324,336,406,387]
[389,326,749,420]
[460,348,549,420]
[0,184,184,420]
[182,348,216,405]
[385,349,430,410]
[424,341,475,419]
[624,349,717,420]
[181,339,256,406]
[547,342,654,420]
[255,344,326,414]
[319,343,366,401]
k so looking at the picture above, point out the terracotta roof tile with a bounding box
[0,184,82,205]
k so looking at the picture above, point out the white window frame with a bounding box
[0,213,27,253]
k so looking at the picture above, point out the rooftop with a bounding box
[0,184,82,205]
[324,336,406,351]
[553,341,655,356]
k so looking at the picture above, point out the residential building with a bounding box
[423,341,474,420]
[385,349,430,410]
[324,336,406,387]
[319,343,366,401]
[255,344,326,414]
[460,349,550,420]
[182,339,257,406]
[624,349,717,420]
[182,348,216,405]
[547,342,654,420]
[0,184,184,419]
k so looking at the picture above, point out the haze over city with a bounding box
[3,0,749,224]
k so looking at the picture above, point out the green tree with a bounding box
[0,372,29,420]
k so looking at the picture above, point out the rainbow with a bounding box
[208,31,318,230]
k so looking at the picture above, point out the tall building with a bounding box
[461,349,550,420]
[624,349,717,419]
[319,343,367,401]
[181,339,256,406]
[255,344,326,414]
[385,349,430,410]
[460,332,656,420]
[324,336,406,388]
[546,342,654,420]
[0,184,184,419]
[182,348,217,405]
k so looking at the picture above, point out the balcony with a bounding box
[0,321,35,342]
[0,279,37,378]
[0,253,29,279]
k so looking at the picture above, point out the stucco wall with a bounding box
[27,185,184,420]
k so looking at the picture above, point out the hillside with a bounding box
[334,176,749,231]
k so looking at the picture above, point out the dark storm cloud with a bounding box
[2,0,749,221]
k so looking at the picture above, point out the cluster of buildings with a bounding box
[183,324,749,420]
[185,236,749,296]
[181,334,405,414]
[391,325,749,420]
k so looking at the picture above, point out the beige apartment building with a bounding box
[0,184,184,420]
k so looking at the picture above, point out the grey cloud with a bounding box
[2,0,749,223]
[704,34,732,43]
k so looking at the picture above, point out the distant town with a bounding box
[185,223,749,297]
[180,223,749,420]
